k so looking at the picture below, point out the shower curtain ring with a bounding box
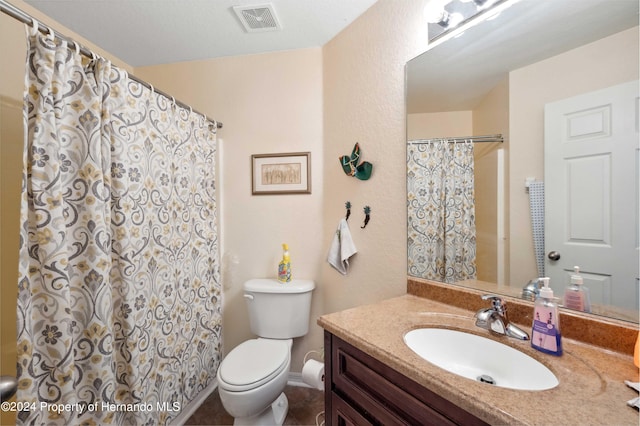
[31,19,39,35]
[149,84,154,95]
[46,25,55,41]
[73,41,80,55]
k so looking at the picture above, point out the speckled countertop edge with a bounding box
[318,294,640,425]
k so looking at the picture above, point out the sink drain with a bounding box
[477,374,496,385]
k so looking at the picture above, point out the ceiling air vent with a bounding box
[233,3,282,33]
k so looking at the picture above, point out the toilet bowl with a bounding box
[216,278,315,425]
[217,338,291,425]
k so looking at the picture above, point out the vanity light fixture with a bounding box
[426,0,509,43]
[424,0,462,28]
[424,7,450,27]
[460,0,500,9]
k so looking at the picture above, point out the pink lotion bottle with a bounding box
[531,277,563,356]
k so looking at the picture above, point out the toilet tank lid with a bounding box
[244,278,315,293]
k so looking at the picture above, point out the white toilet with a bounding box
[217,278,315,425]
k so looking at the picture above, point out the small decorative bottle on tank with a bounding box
[278,243,291,283]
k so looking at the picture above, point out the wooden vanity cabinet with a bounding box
[324,331,488,426]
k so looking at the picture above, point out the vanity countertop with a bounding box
[318,294,640,425]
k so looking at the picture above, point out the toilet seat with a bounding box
[218,339,289,392]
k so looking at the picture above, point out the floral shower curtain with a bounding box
[407,139,476,283]
[16,27,221,425]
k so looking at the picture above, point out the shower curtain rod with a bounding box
[408,134,503,144]
[0,0,223,130]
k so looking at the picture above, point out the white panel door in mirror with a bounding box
[545,80,639,311]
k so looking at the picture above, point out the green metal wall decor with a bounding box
[339,143,373,180]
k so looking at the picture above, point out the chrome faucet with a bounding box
[475,294,530,340]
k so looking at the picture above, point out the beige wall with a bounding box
[320,0,427,317]
[0,96,21,353]
[407,111,473,140]
[473,78,509,285]
[1,12,31,426]
[0,95,22,426]
[508,26,639,287]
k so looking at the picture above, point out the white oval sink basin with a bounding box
[404,328,559,391]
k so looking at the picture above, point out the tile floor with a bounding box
[185,385,325,426]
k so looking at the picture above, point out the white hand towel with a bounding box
[327,218,357,275]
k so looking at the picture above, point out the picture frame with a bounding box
[251,152,311,195]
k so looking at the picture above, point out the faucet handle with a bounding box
[481,294,506,311]
[481,293,503,301]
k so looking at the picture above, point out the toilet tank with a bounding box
[243,279,315,339]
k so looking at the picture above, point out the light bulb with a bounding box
[447,12,464,28]
[475,0,500,9]
[460,0,499,8]
[424,0,452,26]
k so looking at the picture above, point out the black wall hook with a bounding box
[361,206,371,229]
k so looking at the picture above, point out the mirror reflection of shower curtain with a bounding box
[407,139,477,283]
[16,28,221,425]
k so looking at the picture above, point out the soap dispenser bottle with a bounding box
[563,266,591,313]
[531,277,563,356]
[278,243,291,283]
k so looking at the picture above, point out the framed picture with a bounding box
[251,152,311,195]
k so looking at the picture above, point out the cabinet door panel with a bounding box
[336,346,452,425]
[331,392,373,426]
[327,333,487,426]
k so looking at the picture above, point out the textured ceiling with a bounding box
[24,0,379,67]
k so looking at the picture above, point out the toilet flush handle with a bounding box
[243,293,254,301]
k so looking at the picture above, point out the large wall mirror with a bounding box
[406,0,639,323]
